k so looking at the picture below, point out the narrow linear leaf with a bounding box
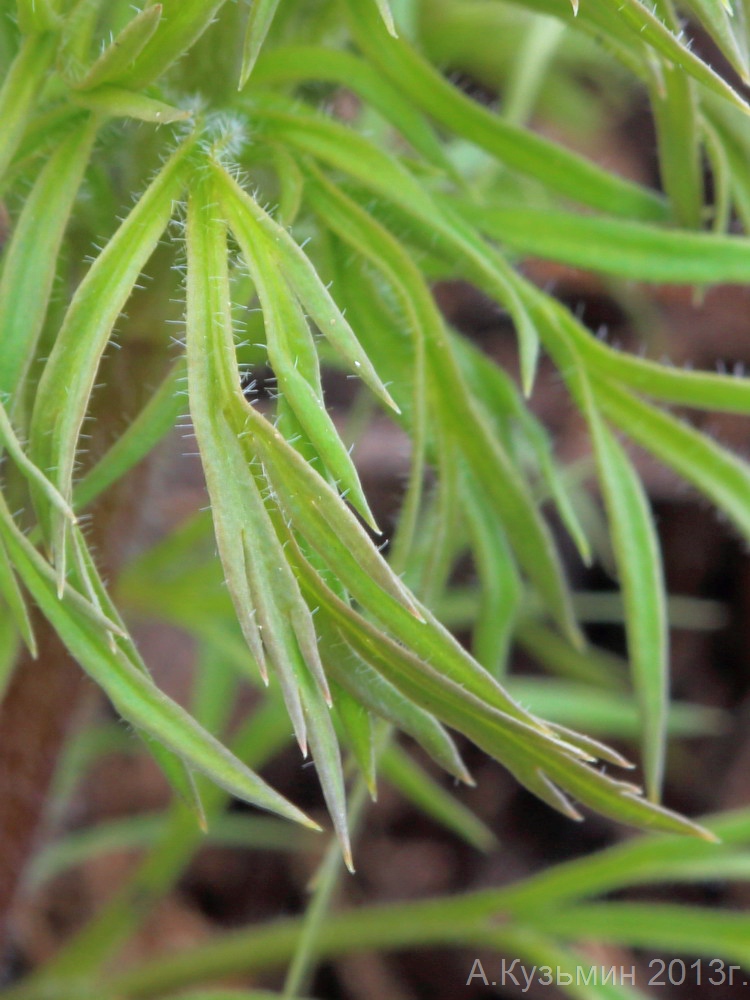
[297,666,352,870]
[0,33,56,182]
[0,399,77,529]
[650,62,702,228]
[464,484,521,677]
[239,0,282,88]
[509,679,723,739]
[611,0,750,112]
[64,528,206,824]
[288,529,550,733]
[456,199,750,285]
[30,813,310,889]
[252,46,450,171]
[303,172,579,645]
[115,0,230,90]
[215,163,398,413]
[518,279,750,416]
[0,115,97,404]
[73,5,163,91]
[0,497,317,831]
[373,0,397,36]
[302,554,711,838]
[332,681,377,798]
[596,378,750,544]
[187,174,341,768]
[186,179,302,746]
[28,136,194,572]
[342,0,669,220]
[528,902,750,964]
[516,617,627,690]
[684,0,750,84]
[585,393,669,800]
[56,0,105,84]
[215,180,378,528]
[0,536,36,657]
[73,359,187,510]
[231,398,422,621]
[315,615,472,784]
[72,85,191,123]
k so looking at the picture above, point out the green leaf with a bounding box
[331,681,377,797]
[296,554,711,839]
[0,497,318,830]
[232,399,423,624]
[0,536,36,657]
[456,199,750,284]
[296,664,352,870]
[114,0,230,90]
[302,171,580,644]
[239,0,282,87]
[315,614,472,784]
[519,282,750,415]
[252,46,450,171]
[0,398,77,531]
[215,162,398,413]
[214,171,379,529]
[186,173,329,753]
[650,62,702,228]
[28,136,194,580]
[683,0,750,84]
[73,359,187,510]
[0,33,56,182]
[584,388,668,800]
[57,0,105,83]
[596,378,750,544]
[29,812,310,889]
[72,4,163,90]
[0,115,97,406]
[610,0,750,113]
[16,0,59,33]
[516,617,627,690]
[527,316,669,796]
[342,0,670,220]
[373,0,397,36]
[72,85,191,123]
[463,483,521,677]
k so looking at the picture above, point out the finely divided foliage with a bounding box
[2,0,750,994]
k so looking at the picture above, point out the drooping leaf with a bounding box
[0,494,318,830]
